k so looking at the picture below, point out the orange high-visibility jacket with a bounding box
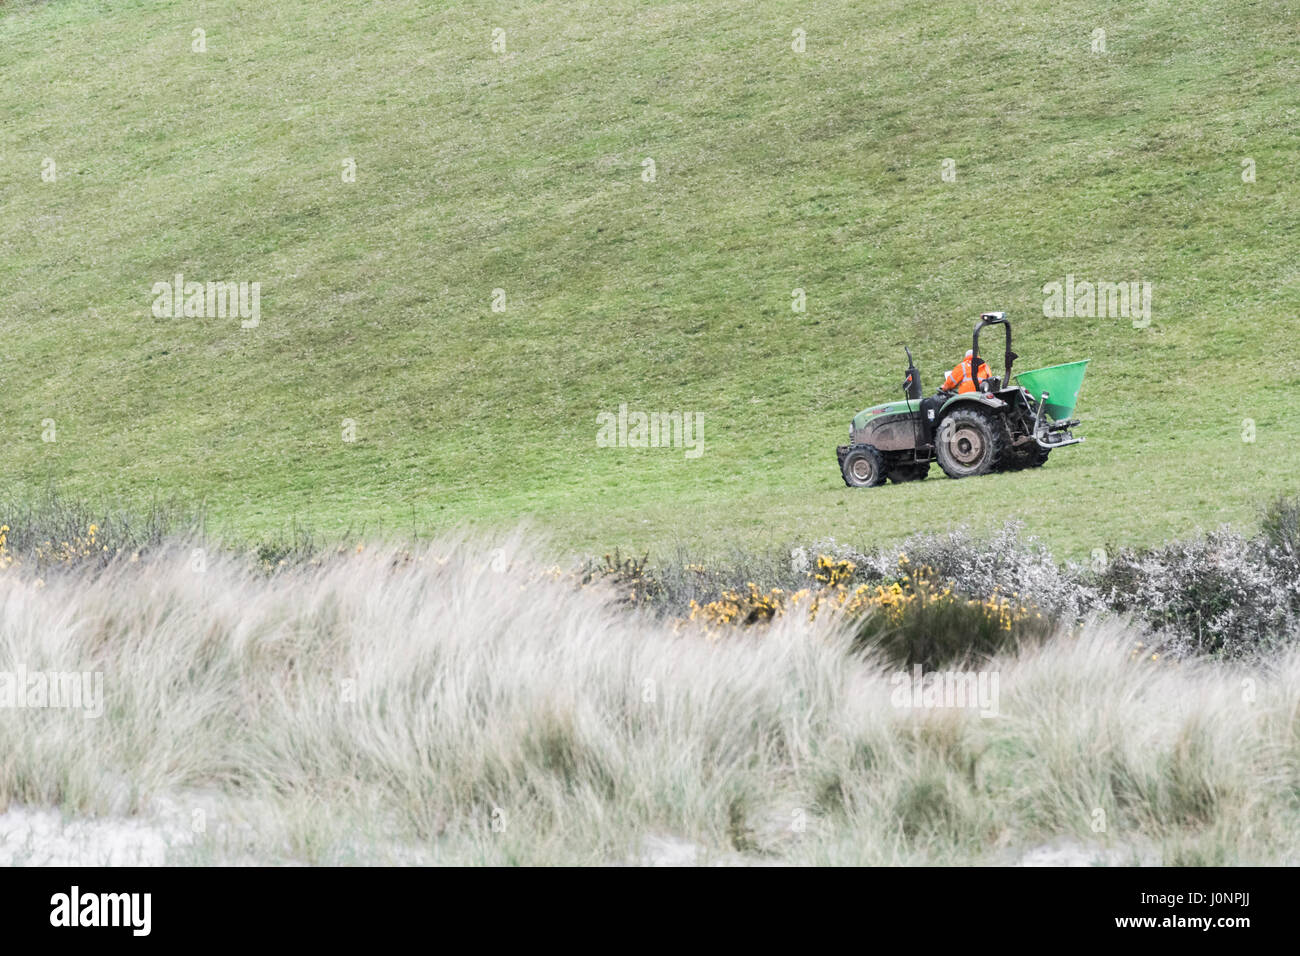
[943,351,991,394]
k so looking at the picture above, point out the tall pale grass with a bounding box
[0,535,1296,864]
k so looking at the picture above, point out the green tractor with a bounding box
[837,312,1088,487]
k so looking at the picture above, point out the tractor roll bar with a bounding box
[972,312,1017,389]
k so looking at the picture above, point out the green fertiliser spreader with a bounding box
[837,312,1088,487]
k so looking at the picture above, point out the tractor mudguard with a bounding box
[938,392,1006,417]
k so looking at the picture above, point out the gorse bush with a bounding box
[0,490,200,574]
[628,546,816,616]
[849,574,1055,668]
[578,551,664,609]
[0,490,380,577]
[652,524,1090,623]
[685,556,1054,668]
[869,524,1097,620]
[651,496,1300,661]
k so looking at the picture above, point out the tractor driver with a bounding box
[941,349,991,395]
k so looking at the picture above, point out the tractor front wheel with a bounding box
[841,444,887,487]
[935,408,1004,479]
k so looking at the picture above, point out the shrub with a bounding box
[849,573,1055,668]
[1094,530,1293,659]
[639,546,818,619]
[1261,494,1300,579]
[660,500,1300,661]
[1261,495,1300,625]
[0,489,200,574]
[579,551,664,609]
[685,560,1054,668]
[884,523,1096,620]
[688,582,791,627]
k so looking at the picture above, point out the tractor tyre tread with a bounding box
[841,444,887,487]
[935,407,1005,479]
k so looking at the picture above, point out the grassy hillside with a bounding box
[1,0,1297,558]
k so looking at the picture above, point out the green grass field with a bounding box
[1,0,1297,560]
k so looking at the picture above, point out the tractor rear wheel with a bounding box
[841,444,886,487]
[1005,445,1050,470]
[935,408,1004,479]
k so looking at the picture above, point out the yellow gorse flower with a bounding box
[688,555,1041,637]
